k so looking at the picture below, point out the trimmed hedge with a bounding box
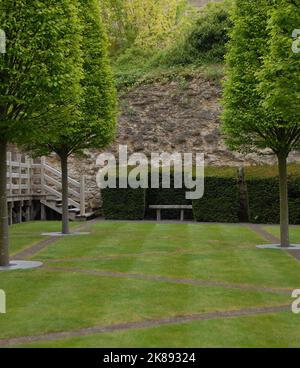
[100,165,300,224]
[247,177,300,224]
[102,186,146,220]
[146,173,192,220]
[193,177,239,223]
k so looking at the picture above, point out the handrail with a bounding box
[6,152,86,215]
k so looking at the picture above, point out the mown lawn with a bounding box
[263,225,300,244]
[1,221,300,347]
[9,221,80,255]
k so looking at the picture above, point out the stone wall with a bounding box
[53,72,299,211]
[9,72,299,211]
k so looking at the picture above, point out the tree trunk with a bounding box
[60,153,70,235]
[0,139,9,266]
[277,153,289,248]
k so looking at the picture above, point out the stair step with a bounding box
[68,208,80,213]
[76,212,95,221]
[55,203,75,209]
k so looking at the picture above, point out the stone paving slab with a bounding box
[257,244,300,250]
[247,223,300,262]
[41,232,90,237]
[0,260,43,271]
[13,219,98,260]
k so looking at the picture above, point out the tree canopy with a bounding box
[222,0,300,155]
[21,0,117,235]
[0,0,83,265]
[101,0,188,53]
[0,0,83,143]
[222,0,300,247]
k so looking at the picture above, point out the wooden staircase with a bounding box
[6,153,93,223]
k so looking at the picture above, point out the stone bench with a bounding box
[149,205,193,221]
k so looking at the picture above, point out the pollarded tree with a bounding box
[0,0,83,266]
[258,0,300,247]
[26,0,117,234]
[222,0,300,247]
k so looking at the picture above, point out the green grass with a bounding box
[36,222,300,289]
[9,221,80,255]
[14,312,300,348]
[12,312,300,348]
[0,269,287,340]
[263,225,300,244]
[204,163,300,179]
[1,221,300,347]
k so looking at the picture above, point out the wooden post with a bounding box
[157,209,161,221]
[40,203,46,221]
[25,201,31,221]
[18,201,22,223]
[237,167,249,222]
[18,153,22,195]
[180,209,184,221]
[40,157,46,196]
[80,175,86,217]
[8,203,13,225]
[26,155,31,196]
[7,152,12,197]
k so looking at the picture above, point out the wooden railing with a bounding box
[6,153,86,216]
[6,152,32,197]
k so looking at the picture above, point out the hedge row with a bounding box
[101,174,239,222]
[101,186,146,220]
[247,177,300,224]
[101,172,300,224]
[193,177,239,223]
[146,173,192,220]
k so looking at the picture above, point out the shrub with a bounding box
[153,0,233,67]
[193,177,239,223]
[187,1,233,63]
[247,179,279,224]
[101,165,300,224]
[101,0,189,54]
[247,177,300,224]
[146,173,192,219]
[102,185,146,220]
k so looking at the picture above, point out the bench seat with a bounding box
[149,205,192,221]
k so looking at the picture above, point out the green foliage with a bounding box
[221,0,300,244]
[100,164,300,224]
[248,178,300,225]
[101,0,189,55]
[102,186,146,220]
[0,0,82,143]
[146,173,192,220]
[112,1,230,89]
[193,177,239,223]
[222,0,300,156]
[222,0,271,153]
[101,171,238,222]
[152,0,233,67]
[247,179,279,224]
[188,1,232,60]
[258,0,300,140]
[23,0,117,157]
[77,0,117,151]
